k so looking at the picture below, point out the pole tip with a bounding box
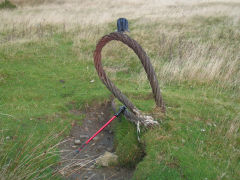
[115,106,127,117]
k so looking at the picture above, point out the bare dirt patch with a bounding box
[58,102,133,180]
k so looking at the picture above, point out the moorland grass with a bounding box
[0,1,240,179]
[0,33,110,179]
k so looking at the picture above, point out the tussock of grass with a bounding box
[113,117,144,168]
[0,128,65,180]
[0,0,16,9]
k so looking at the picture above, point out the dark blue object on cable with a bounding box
[117,18,129,33]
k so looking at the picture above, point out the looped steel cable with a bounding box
[94,32,165,127]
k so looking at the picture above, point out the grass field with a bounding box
[0,0,240,179]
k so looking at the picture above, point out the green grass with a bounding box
[0,14,239,179]
[111,81,239,179]
[132,84,240,179]
[0,33,110,179]
[113,117,144,168]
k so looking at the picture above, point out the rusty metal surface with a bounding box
[94,32,165,127]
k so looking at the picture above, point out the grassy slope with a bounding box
[0,33,110,179]
[133,84,240,179]
[0,6,240,180]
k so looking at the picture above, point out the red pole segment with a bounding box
[76,115,117,153]
[76,106,126,153]
[86,115,117,144]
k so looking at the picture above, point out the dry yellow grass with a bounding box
[1,0,240,27]
[1,0,239,88]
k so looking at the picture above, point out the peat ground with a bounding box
[59,102,133,180]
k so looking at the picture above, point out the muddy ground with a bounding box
[58,102,134,180]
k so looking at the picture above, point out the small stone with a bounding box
[74,139,81,145]
[90,79,94,83]
[87,120,92,123]
[93,136,100,141]
[80,135,89,139]
[88,173,96,179]
[207,122,212,126]
[107,147,113,152]
[96,146,103,153]
[84,154,90,158]
[96,151,118,167]
[96,144,105,151]
[5,136,10,140]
